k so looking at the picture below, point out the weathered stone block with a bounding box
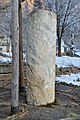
[26,9,56,105]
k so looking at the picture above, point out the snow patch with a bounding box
[0,56,12,62]
[56,73,80,86]
[56,56,80,68]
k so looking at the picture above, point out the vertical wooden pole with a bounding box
[19,1,25,92]
[11,0,19,114]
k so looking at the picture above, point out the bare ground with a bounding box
[0,79,80,120]
[56,66,80,76]
[0,63,80,120]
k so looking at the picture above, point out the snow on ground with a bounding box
[2,52,12,57]
[56,73,80,86]
[0,56,12,62]
[56,56,80,68]
[0,52,12,62]
[0,52,80,86]
[56,55,80,86]
[0,52,26,62]
[75,51,80,56]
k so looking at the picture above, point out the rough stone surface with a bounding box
[26,9,56,105]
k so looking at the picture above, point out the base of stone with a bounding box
[27,97,55,106]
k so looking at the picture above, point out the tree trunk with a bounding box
[11,0,19,114]
[19,0,25,92]
[58,38,61,57]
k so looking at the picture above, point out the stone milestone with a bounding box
[26,9,56,105]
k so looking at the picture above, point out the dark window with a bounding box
[0,48,2,51]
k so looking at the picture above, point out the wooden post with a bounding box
[19,0,25,92]
[11,0,19,114]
